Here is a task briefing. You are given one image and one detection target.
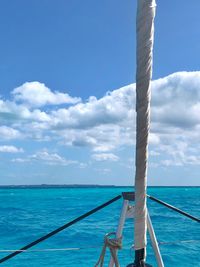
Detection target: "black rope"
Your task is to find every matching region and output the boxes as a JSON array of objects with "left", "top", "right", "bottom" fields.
[
  {"left": 0, "top": 195, "right": 121, "bottom": 264},
  {"left": 147, "top": 194, "right": 200, "bottom": 223}
]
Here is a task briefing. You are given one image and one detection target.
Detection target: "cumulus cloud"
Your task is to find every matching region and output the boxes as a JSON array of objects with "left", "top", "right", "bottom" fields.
[
  {"left": 58, "top": 125, "right": 124, "bottom": 152},
  {"left": 94, "top": 168, "right": 111, "bottom": 173},
  {"left": 12, "top": 82, "right": 81, "bottom": 107},
  {"left": 12, "top": 150, "right": 78, "bottom": 166},
  {"left": 149, "top": 150, "right": 160, "bottom": 156},
  {"left": 30, "top": 151, "right": 77, "bottom": 166},
  {"left": 151, "top": 72, "right": 200, "bottom": 129},
  {"left": 0, "top": 145, "right": 24, "bottom": 153},
  {"left": 0, "top": 126, "right": 22, "bottom": 140},
  {"left": 12, "top": 158, "right": 29, "bottom": 163},
  {"left": 48, "top": 84, "right": 134, "bottom": 130},
  {"left": 148, "top": 71, "right": 200, "bottom": 166},
  {"left": 92, "top": 153, "right": 119, "bottom": 162},
  {"left": 2, "top": 71, "right": 200, "bottom": 167},
  {"left": 0, "top": 99, "right": 51, "bottom": 124}
]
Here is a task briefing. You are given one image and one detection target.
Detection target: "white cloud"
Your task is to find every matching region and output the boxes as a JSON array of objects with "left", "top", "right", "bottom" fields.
[
  {"left": 92, "top": 153, "right": 119, "bottom": 162},
  {"left": 2, "top": 71, "right": 200, "bottom": 168},
  {"left": 58, "top": 125, "right": 123, "bottom": 152},
  {"left": 151, "top": 72, "right": 200, "bottom": 129},
  {"left": 30, "top": 151, "right": 77, "bottom": 166},
  {"left": 0, "top": 145, "right": 24, "bottom": 153},
  {"left": 12, "top": 158, "right": 29, "bottom": 163},
  {"left": 49, "top": 84, "right": 134, "bottom": 130},
  {"left": 0, "top": 126, "right": 22, "bottom": 140},
  {"left": 94, "top": 168, "right": 111, "bottom": 173},
  {"left": 149, "top": 133, "right": 160, "bottom": 145},
  {"left": 149, "top": 150, "right": 160, "bottom": 156},
  {"left": 12, "top": 82, "right": 81, "bottom": 107},
  {"left": 79, "top": 163, "right": 88, "bottom": 169},
  {"left": 0, "top": 99, "right": 51, "bottom": 123},
  {"left": 12, "top": 150, "right": 86, "bottom": 168},
  {"left": 148, "top": 71, "right": 200, "bottom": 166}
]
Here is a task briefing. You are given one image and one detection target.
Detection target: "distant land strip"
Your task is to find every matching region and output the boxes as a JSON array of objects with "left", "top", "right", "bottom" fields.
[{"left": 0, "top": 184, "right": 199, "bottom": 188}]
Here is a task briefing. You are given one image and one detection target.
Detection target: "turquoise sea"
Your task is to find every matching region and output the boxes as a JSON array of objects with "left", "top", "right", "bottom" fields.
[{"left": 0, "top": 187, "right": 199, "bottom": 266}]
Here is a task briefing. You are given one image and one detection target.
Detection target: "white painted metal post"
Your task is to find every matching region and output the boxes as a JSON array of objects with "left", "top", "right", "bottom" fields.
[
  {"left": 109, "top": 200, "right": 129, "bottom": 267},
  {"left": 147, "top": 212, "right": 164, "bottom": 267}
]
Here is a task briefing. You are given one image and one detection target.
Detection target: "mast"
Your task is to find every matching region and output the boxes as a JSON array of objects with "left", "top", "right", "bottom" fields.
[{"left": 134, "top": 0, "right": 156, "bottom": 266}]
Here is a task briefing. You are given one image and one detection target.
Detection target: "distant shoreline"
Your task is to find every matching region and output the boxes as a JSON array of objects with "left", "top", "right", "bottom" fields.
[{"left": 0, "top": 184, "right": 199, "bottom": 189}]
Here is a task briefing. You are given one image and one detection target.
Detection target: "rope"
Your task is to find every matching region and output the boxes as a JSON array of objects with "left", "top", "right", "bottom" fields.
[
  {"left": 0, "top": 239, "right": 199, "bottom": 254},
  {"left": 147, "top": 194, "right": 200, "bottom": 223},
  {"left": 0, "top": 195, "right": 121, "bottom": 264},
  {"left": 95, "top": 233, "right": 122, "bottom": 267},
  {"left": 0, "top": 245, "right": 102, "bottom": 253}
]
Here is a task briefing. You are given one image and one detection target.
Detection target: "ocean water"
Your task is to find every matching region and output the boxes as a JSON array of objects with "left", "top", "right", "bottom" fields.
[{"left": 0, "top": 187, "right": 199, "bottom": 267}]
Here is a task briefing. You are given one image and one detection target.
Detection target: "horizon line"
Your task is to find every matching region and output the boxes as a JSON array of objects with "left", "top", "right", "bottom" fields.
[{"left": 0, "top": 184, "right": 199, "bottom": 188}]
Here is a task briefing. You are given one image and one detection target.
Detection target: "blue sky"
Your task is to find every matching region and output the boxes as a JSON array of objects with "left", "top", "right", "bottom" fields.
[{"left": 0, "top": 0, "right": 200, "bottom": 186}]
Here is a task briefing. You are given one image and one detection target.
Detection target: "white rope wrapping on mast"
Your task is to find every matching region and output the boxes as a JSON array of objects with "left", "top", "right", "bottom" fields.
[{"left": 134, "top": 0, "right": 156, "bottom": 251}]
